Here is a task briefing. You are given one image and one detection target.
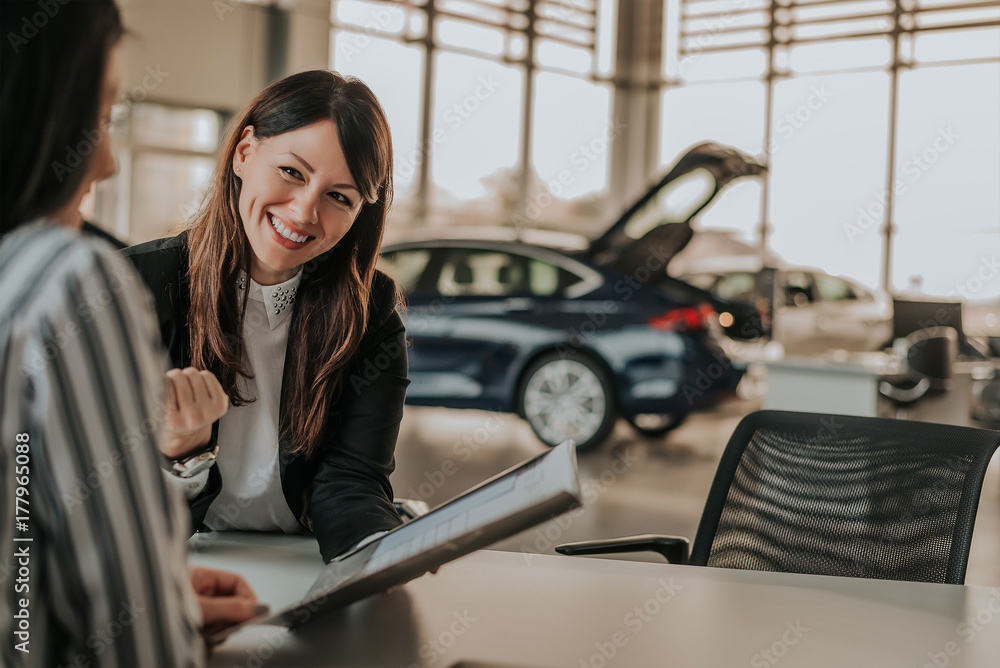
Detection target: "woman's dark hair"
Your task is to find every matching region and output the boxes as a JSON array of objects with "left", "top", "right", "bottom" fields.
[
  {"left": 0, "top": 0, "right": 124, "bottom": 232},
  {"left": 187, "top": 69, "right": 396, "bottom": 459}
]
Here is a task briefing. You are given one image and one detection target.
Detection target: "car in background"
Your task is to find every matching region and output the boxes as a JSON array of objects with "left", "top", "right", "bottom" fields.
[
  {"left": 378, "top": 143, "right": 765, "bottom": 450},
  {"left": 679, "top": 256, "right": 894, "bottom": 355}
]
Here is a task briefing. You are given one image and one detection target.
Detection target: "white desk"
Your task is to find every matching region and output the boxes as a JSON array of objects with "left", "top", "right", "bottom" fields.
[
  {"left": 763, "top": 354, "right": 981, "bottom": 426},
  {"left": 762, "top": 352, "right": 902, "bottom": 417},
  {"left": 190, "top": 534, "right": 1000, "bottom": 668}
]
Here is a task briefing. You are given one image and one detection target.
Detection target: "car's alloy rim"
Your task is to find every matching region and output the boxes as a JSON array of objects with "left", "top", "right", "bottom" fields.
[{"left": 523, "top": 359, "right": 607, "bottom": 445}]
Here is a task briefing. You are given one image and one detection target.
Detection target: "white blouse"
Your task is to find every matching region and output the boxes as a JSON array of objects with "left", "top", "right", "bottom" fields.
[{"left": 172, "top": 269, "right": 304, "bottom": 534}]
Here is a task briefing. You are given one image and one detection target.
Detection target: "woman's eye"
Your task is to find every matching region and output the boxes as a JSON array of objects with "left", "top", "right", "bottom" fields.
[
  {"left": 281, "top": 167, "right": 303, "bottom": 179},
  {"left": 330, "top": 192, "right": 351, "bottom": 206}
]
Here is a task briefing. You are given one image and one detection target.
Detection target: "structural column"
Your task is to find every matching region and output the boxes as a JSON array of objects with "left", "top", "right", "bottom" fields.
[{"left": 608, "top": 0, "right": 664, "bottom": 217}]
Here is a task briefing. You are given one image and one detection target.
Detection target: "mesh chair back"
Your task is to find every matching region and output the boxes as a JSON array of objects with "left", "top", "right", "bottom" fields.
[{"left": 689, "top": 411, "right": 999, "bottom": 584}]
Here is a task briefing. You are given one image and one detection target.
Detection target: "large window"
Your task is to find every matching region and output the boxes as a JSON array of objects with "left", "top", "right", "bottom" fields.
[
  {"left": 659, "top": 0, "right": 1000, "bottom": 300},
  {"left": 90, "top": 102, "right": 224, "bottom": 244},
  {"left": 331, "top": 0, "right": 618, "bottom": 231}
]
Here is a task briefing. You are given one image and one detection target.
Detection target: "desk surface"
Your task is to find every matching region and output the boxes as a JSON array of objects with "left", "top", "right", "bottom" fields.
[{"left": 190, "top": 533, "right": 1000, "bottom": 668}]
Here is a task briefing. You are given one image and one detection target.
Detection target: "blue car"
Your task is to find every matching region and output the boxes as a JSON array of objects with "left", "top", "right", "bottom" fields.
[{"left": 378, "top": 143, "right": 765, "bottom": 450}]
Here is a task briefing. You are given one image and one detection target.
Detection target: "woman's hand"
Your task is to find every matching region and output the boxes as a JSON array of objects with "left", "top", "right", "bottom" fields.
[
  {"left": 190, "top": 567, "right": 265, "bottom": 643},
  {"left": 162, "top": 367, "right": 229, "bottom": 460}
]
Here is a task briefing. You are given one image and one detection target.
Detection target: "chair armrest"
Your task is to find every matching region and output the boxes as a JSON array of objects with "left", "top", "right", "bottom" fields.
[
  {"left": 879, "top": 377, "right": 931, "bottom": 404},
  {"left": 555, "top": 534, "right": 690, "bottom": 564}
]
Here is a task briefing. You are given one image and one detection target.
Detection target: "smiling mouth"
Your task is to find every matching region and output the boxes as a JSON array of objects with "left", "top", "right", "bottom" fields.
[{"left": 268, "top": 212, "right": 313, "bottom": 244}]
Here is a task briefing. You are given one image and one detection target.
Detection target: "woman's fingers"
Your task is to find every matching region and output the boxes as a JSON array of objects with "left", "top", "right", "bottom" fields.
[
  {"left": 165, "top": 373, "right": 179, "bottom": 412},
  {"left": 163, "top": 368, "right": 229, "bottom": 436},
  {"left": 199, "top": 369, "right": 229, "bottom": 419},
  {"left": 166, "top": 368, "right": 196, "bottom": 412}
]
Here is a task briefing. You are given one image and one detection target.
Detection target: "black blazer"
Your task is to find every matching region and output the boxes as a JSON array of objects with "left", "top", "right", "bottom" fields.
[{"left": 122, "top": 233, "right": 407, "bottom": 561}]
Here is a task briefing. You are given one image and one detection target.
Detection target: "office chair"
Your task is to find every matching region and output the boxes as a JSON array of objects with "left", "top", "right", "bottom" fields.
[
  {"left": 879, "top": 326, "right": 958, "bottom": 417},
  {"left": 556, "top": 410, "right": 1000, "bottom": 584}
]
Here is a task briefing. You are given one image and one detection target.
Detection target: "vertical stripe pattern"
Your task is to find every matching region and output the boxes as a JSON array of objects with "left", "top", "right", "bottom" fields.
[{"left": 1, "top": 224, "right": 203, "bottom": 668}]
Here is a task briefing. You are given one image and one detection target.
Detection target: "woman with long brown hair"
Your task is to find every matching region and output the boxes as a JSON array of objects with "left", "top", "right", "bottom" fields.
[{"left": 124, "top": 69, "right": 407, "bottom": 563}]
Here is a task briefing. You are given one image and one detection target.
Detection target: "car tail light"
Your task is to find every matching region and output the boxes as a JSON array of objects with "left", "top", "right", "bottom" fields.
[{"left": 648, "top": 303, "right": 715, "bottom": 332}]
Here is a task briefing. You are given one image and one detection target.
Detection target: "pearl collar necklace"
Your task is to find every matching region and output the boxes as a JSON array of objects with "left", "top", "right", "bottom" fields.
[{"left": 236, "top": 269, "right": 303, "bottom": 330}]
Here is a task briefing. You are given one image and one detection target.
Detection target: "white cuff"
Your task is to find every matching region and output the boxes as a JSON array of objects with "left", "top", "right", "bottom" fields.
[
  {"left": 163, "top": 468, "right": 209, "bottom": 500},
  {"left": 353, "top": 530, "right": 388, "bottom": 550},
  {"left": 328, "top": 531, "right": 388, "bottom": 563}
]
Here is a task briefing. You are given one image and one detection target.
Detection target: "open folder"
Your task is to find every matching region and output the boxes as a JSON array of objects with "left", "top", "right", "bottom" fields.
[{"left": 212, "top": 440, "right": 581, "bottom": 642}]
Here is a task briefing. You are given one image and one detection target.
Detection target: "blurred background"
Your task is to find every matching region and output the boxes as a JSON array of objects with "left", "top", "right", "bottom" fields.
[{"left": 98, "top": 0, "right": 999, "bottom": 583}]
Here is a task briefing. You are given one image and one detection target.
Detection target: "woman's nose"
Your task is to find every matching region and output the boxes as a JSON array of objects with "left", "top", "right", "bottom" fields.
[{"left": 290, "top": 188, "right": 320, "bottom": 225}]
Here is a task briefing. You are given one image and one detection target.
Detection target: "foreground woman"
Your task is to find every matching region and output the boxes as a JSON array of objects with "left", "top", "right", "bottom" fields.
[{"left": 0, "top": 1, "right": 259, "bottom": 666}]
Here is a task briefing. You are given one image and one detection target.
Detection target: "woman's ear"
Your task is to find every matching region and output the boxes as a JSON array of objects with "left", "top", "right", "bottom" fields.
[{"left": 232, "top": 125, "right": 257, "bottom": 176}]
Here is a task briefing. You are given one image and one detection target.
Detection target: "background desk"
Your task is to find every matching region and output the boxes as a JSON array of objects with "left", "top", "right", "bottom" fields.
[
  {"left": 762, "top": 354, "right": 891, "bottom": 417},
  {"left": 191, "top": 534, "right": 1000, "bottom": 667},
  {"left": 762, "top": 353, "right": 980, "bottom": 426}
]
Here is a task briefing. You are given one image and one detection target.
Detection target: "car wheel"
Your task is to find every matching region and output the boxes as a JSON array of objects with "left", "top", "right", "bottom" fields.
[
  {"left": 626, "top": 412, "right": 688, "bottom": 438},
  {"left": 518, "top": 351, "right": 617, "bottom": 451}
]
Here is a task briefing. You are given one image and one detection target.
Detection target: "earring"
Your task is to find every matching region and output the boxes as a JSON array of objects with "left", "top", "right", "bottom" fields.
[{"left": 235, "top": 167, "right": 241, "bottom": 174}]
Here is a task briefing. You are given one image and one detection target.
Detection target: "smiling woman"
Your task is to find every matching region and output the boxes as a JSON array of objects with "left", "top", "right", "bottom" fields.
[
  {"left": 233, "top": 119, "right": 364, "bottom": 284},
  {"left": 122, "top": 70, "right": 407, "bottom": 563}
]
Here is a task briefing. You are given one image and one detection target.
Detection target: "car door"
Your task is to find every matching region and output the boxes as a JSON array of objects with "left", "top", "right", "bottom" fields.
[
  {"left": 381, "top": 245, "right": 557, "bottom": 410},
  {"left": 772, "top": 271, "right": 890, "bottom": 354},
  {"left": 772, "top": 270, "right": 820, "bottom": 354},
  {"left": 809, "top": 273, "right": 892, "bottom": 352}
]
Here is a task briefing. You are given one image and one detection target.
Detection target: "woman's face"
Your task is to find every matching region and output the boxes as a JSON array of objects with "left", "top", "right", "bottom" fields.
[{"left": 232, "top": 120, "right": 364, "bottom": 285}]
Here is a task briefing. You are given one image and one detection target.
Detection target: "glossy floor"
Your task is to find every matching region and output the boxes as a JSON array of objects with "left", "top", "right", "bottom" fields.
[{"left": 391, "top": 400, "right": 1000, "bottom": 587}]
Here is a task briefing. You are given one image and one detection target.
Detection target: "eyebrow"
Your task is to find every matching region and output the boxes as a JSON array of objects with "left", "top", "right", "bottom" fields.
[
  {"left": 288, "top": 152, "right": 315, "bottom": 173},
  {"left": 286, "top": 152, "right": 360, "bottom": 192}
]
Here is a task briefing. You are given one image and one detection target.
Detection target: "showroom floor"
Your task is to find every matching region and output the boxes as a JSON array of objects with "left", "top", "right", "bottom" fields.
[{"left": 391, "top": 400, "right": 1000, "bottom": 587}]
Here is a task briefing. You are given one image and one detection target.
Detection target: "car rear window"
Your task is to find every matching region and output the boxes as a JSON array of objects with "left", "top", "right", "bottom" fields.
[{"left": 378, "top": 249, "right": 432, "bottom": 293}]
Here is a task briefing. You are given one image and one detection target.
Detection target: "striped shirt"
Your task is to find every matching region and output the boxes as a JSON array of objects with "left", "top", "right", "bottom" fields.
[{"left": 0, "top": 224, "right": 203, "bottom": 668}]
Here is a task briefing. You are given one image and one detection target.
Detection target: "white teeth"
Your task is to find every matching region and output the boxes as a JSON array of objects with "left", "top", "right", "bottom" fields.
[{"left": 268, "top": 214, "right": 309, "bottom": 244}]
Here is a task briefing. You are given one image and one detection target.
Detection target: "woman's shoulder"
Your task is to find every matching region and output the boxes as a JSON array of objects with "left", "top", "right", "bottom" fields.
[
  {"left": 369, "top": 269, "right": 401, "bottom": 311},
  {"left": 0, "top": 223, "right": 158, "bottom": 336},
  {"left": 121, "top": 231, "right": 188, "bottom": 263},
  {"left": 364, "top": 269, "right": 403, "bottom": 332},
  {"left": 120, "top": 231, "right": 188, "bottom": 283},
  {"left": 2, "top": 223, "right": 133, "bottom": 292}
]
